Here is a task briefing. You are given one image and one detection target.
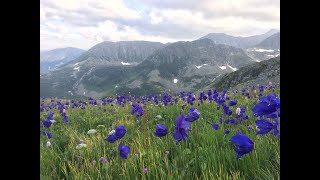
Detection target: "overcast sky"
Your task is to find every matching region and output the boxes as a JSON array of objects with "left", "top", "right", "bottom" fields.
[{"left": 40, "top": 0, "right": 280, "bottom": 51}]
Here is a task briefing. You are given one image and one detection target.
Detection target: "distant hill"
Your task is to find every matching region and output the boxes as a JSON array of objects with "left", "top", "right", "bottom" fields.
[
  {"left": 210, "top": 56, "right": 280, "bottom": 91},
  {"left": 255, "top": 32, "right": 280, "bottom": 50},
  {"left": 245, "top": 32, "right": 280, "bottom": 62},
  {"left": 40, "top": 47, "right": 85, "bottom": 74},
  {"left": 199, "top": 29, "right": 279, "bottom": 49}
]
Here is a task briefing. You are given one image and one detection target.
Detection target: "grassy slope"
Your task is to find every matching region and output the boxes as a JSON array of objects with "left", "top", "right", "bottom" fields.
[{"left": 40, "top": 88, "right": 280, "bottom": 179}]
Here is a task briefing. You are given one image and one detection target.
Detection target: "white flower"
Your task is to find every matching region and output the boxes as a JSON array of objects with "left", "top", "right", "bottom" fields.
[
  {"left": 108, "top": 130, "right": 116, "bottom": 135},
  {"left": 76, "top": 143, "right": 87, "bottom": 149},
  {"left": 46, "top": 141, "right": 51, "bottom": 147},
  {"left": 87, "top": 129, "right": 97, "bottom": 134},
  {"left": 256, "top": 126, "right": 260, "bottom": 131},
  {"left": 236, "top": 107, "right": 241, "bottom": 115},
  {"left": 50, "top": 120, "right": 56, "bottom": 123}
]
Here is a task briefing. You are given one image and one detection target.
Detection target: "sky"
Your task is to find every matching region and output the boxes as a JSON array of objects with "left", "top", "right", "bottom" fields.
[{"left": 40, "top": 0, "right": 280, "bottom": 51}]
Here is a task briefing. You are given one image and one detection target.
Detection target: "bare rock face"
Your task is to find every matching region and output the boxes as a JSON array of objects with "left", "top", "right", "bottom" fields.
[{"left": 211, "top": 56, "right": 280, "bottom": 91}]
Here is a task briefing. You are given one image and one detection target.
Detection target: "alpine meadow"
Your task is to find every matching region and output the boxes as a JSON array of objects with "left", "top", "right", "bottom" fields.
[{"left": 40, "top": 0, "right": 280, "bottom": 179}]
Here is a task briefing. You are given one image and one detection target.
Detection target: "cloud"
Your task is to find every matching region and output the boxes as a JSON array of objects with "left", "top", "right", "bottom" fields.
[{"left": 40, "top": 0, "right": 279, "bottom": 50}]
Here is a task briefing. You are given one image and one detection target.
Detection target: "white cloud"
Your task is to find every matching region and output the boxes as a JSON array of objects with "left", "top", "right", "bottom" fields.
[
  {"left": 149, "top": 11, "right": 163, "bottom": 24},
  {"left": 40, "top": 0, "right": 280, "bottom": 50}
]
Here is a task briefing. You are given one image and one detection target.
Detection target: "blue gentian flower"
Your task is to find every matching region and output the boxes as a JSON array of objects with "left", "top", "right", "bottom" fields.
[
  {"left": 63, "top": 114, "right": 69, "bottom": 124},
  {"left": 273, "top": 119, "right": 279, "bottom": 136},
  {"left": 252, "top": 94, "right": 280, "bottom": 116},
  {"left": 185, "top": 108, "right": 200, "bottom": 122},
  {"left": 118, "top": 143, "right": 130, "bottom": 159},
  {"left": 115, "top": 126, "right": 126, "bottom": 139},
  {"left": 230, "top": 119, "right": 237, "bottom": 125},
  {"left": 42, "top": 120, "right": 52, "bottom": 128},
  {"left": 173, "top": 115, "right": 191, "bottom": 142},
  {"left": 105, "top": 134, "right": 118, "bottom": 143},
  {"left": 105, "top": 126, "right": 126, "bottom": 143},
  {"left": 131, "top": 104, "right": 144, "bottom": 118},
  {"left": 47, "top": 112, "right": 54, "bottom": 120},
  {"left": 266, "top": 112, "right": 278, "bottom": 119},
  {"left": 212, "top": 123, "right": 219, "bottom": 130},
  {"left": 225, "top": 118, "right": 230, "bottom": 124},
  {"left": 219, "top": 117, "right": 223, "bottom": 124},
  {"left": 230, "top": 134, "right": 254, "bottom": 159},
  {"left": 40, "top": 131, "right": 53, "bottom": 139},
  {"left": 255, "top": 119, "right": 273, "bottom": 135},
  {"left": 225, "top": 129, "right": 230, "bottom": 134},
  {"left": 228, "top": 100, "right": 238, "bottom": 106},
  {"left": 154, "top": 124, "right": 168, "bottom": 137}
]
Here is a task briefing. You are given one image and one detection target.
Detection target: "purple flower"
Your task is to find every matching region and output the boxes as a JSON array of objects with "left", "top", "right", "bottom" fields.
[
  {"left": 266, "top": 112, "right": 278, "bottom": 119},
  {"left": 230, "top": 134, "right": 254, "bottom": 159},
  {"left": 42, "top": 120, "right": 52, "bottom": 128},
  {"left": 63, "top": 114, "right": 69, "bottom": 124},
  {"left": 228, "top": 100, "right": 238, "bottom": 106},
  {"left": 229, "top": 119, "right": 237, "bottom": 125},
  {"left": 225, "top": 118, "right": 230, "bottom": 124},
  {"left": 224, "top": 129, "right": 230, "bottom": 134},
  {"left": 40, "top": 131, "right": 53, "bottom": 139},
  {"left": 105, "top": 126, "right": 126, "bottom": 143},
  {"left": 173, "top": 115, "right": 191, "bottom": 143},
  {"left": 47, "top": 112, "right": 54, "bottom": 120},
  {"left": 154, "top": 124, "right": 168, "bottom": 137},
  {"left": 105, "top": 133, "right": 118, "bottom": 143},
  {"left": 212, "top": 123, "right": 219, "bottom": 130},
  {"left": 118, "top": 143, "right": 130, "bottom": 159},
  {"left": 252, "top": 94, "right": 280, "bottom": 116},
  {"left": 185, "top": 108, "right": 200, "bottom": 122},
  {"left": 219, "top": 117, "right": 223, "bottom": 124},
  {"left": 143, "top": 168, "right": 147, "bottom": 174},
  {"left": 115, "top": 126, "right": 126, "bottom": 139},
  {"left": 255, "top": 119, "right": 279, "bottom": 135},
  {"left": 131, "top": 104, "right": 144, "bottom": 118},
  {"left": 273, "top": 119, "right": 280, "bottom": 136}
]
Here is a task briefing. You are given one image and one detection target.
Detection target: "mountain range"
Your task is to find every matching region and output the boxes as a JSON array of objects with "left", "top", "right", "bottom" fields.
[
  {"left": 40, "top": 47, "right": 85, "bottom": 74},
  {"left": 199, "top": 29, "right": 279, "bottom": 48},
  {"left": 40, "top": 29, "right": 280, "bottom": 98}
]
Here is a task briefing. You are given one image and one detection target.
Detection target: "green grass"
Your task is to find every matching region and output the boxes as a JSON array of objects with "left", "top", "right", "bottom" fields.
[{"left": 40, "top": 88, "right": 280, "bottom": 179}]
